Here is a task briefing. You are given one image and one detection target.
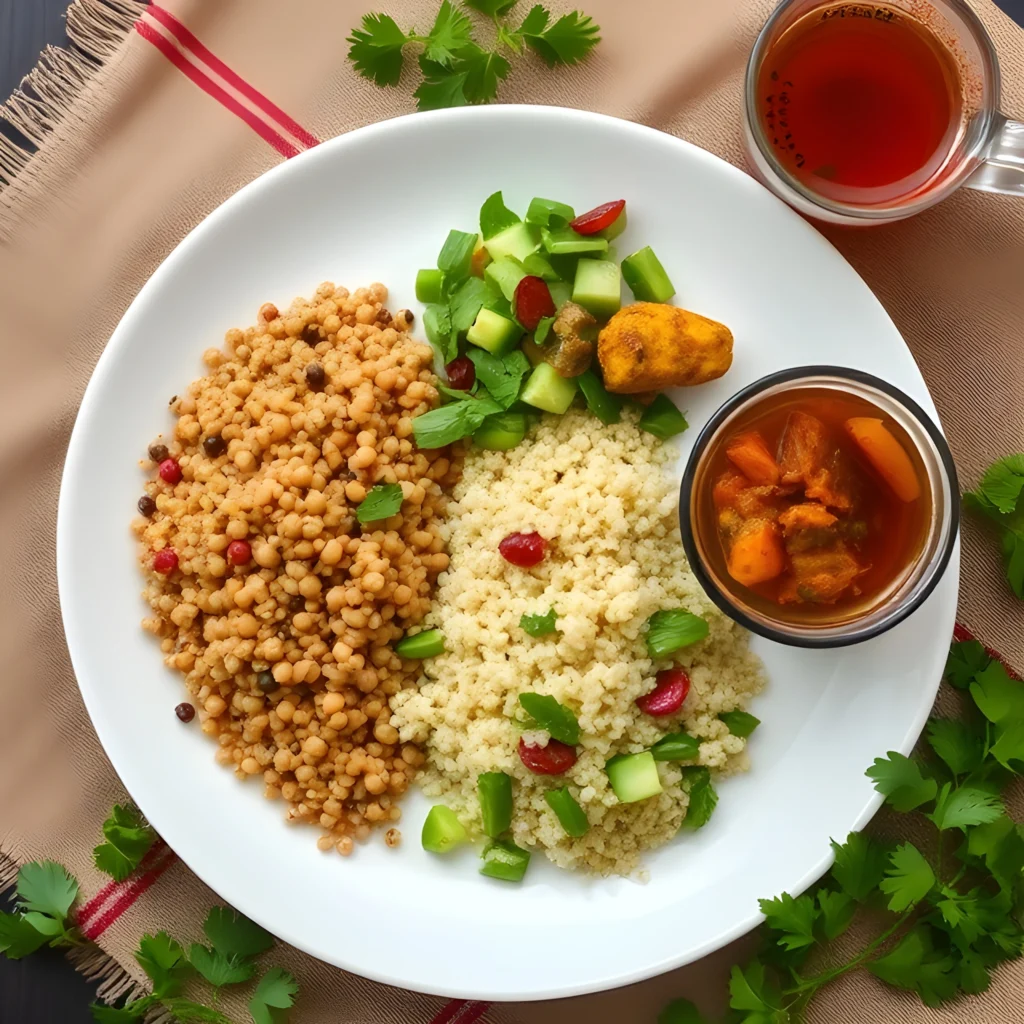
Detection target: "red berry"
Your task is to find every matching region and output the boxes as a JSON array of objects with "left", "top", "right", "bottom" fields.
[
  {"left": 569, "top": 200, "right": 626, "bottom": 236},
  {"left": 227, "top": 539, "right": 251, "bottom": 566},
  {"left": 636, "top": 669, "right": 691, "bottom": 717},
  {"left": 499, "top": 531, "right": 548, "bottom": 567},
  {"left": 513, "top": 276, "right": 556, "bottom": 331},
  {"left": 518, "top": 737, "right": 577, "bottom": 775},
  {"left": 158, "top": 458, "right": 182, "bottom": 485},
  {"left": 445, "top": 356, "right": 476, "bottom": 390},
  {"left": 153, "top": 549, "right": 178, "bottom": 575}
]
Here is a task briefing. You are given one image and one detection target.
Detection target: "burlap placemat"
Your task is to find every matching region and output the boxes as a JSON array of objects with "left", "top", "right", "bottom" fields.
[{"left": 0, "top": 1, "right": 1022, "bottom": 1021}]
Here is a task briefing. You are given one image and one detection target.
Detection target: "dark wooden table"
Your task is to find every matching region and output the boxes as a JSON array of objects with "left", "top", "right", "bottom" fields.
[{"left": 3, "top": 0, "right": 1024, "bottom": 1020}]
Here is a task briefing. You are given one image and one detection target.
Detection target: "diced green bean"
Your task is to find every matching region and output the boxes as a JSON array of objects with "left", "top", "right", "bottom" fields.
[
  {"left": 544, "top": 787, "right": 590, "bottom": 837},
  {"left": 478, "top": 772, "right": 513, "bottom": 838},
  {"left": 480, "top": 838, "right": 531, "bottom": 882},
  {"left": 421, "top": 805, "right": 468, "bottom": 853},
  {"left": 394, "top": 628, "right": 445, "bottom": 660}
]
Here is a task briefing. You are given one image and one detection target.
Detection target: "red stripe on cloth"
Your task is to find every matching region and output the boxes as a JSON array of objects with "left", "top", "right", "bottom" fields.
[
  {"left": 134, "top": 20, "right": 300, "bottom": 159},
  {"left": 77, "top": 839, "right": 169, "bottom": 925},
  {"left": 455, "top": 1002, "right": 492, "bottom": 1024},
  {"left": 953, "top": 622, "right": 1019, "bottom": 679},
  {"left": 430, "top": 1001, "right": 469, "bottom": 1024},
  {"left": 82, "top": 846, "right": 177, "bottom": 941},
  {"left": 147, "top": 3, "right": 320, "bottom": 150}
]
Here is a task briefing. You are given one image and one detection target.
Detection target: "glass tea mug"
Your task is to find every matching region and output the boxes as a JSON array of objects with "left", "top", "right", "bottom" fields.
[{"left": 743, "top": 0, "right": 1024, "bottom": 225}]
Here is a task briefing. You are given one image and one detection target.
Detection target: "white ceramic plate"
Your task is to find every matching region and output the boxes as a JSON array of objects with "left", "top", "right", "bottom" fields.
[{"left": 58, "top": 106, "right": 958, "bottom": 1002}]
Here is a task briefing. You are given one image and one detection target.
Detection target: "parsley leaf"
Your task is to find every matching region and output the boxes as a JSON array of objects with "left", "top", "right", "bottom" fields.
[
  {"left": 728, "top": 961, "right": 781, "bottom": 1015},
  {"left": 945, "top": 639, "right": 990, "bottom": 689},
  {"left": 467, "top": 348, "right": 530, "bottom": 408},
  {"left": 519, "top": 608, "right": 558, "bottom": 637},
  {"left": 680, "top": 766, "right": 718, "bottom": 830},
  {"left": 188, "top": 944, "right": 256, "bottom": 988},
  {"left": 817, "top": 889, "right": 856, "bottom": 940},
  {"left": 517, "top": 693, "right": 579, "bottom": 744},
  {"left": 829, "top": 831, "right": 890, "bottom": 901},
  {"left": 520, "top": 7, "right": 601, "bottom": 65},
  {"left": 423, "top": 1, "right": 474, "bottom": 65},
  {"left": 479, "top": 190, "right": 521, "bottom": 240},
  {"left": 988, "top": 720, "right": 1024, "bottom": 772},
  {"left": 879, "top": 842, "right": 936, "bottom": 911},
  {"left": 866, "top": 751, "right": 938, "bottom": 812},
  {"left": 657, "top": 998, "right": 708, "bottom": 1024},
  {"left": 356, "top": 483, "right": 404, "bottom": 523},
  {"left": 414, "top": 55, "right": 470, "bottom": 111},
  {"left": 457, "top": 43, "right": 511, "bottom": 103},
  {"left": 719, "top": 710, "right": 760, "bottom": 739},
  {"left": 160, "top": 1000, "right": 231, "bottom": 1024},
  {"left": 466, "top": 0, "right": 519, "bottom": 14},
  {"left": 89, "top": 1002, "right": 156, "bottom": 1024},
  {"left": 973, "top": 454, "right": 1024, "bottom": 515},
  {"left": 868, "top": 926, "right": 958, "bottom": 1007},
  {"left": 645, "top": 609, "right": 709, "bottom": 658},
  {"left": 347, "top": 14, "right": 410, "bottom": 87},
  {"left": 926, "top": 718, "right": 985, "bottom": 776},
  {"left": 135, "top": 931, "right": 192, "bottom": 999},
  {"left": 93, "top": 804, "right": 155, "bottom": 882},
  {"left": 16, "top": 861, "right": 78, "bottom": 921},
  {"left": 249, "top": 967, "right": 300, "bottom": 1024},
  {"left": 969, "top": 659, "right": 1024, "bottom": 725},
  {"left": 202, "top": 906, "right": 275, "bottom": 959},
  {"left": 759, "top": 892, "right": 819, "bottom": 951},
  {"left": 964, "top": 456, "right": 1024, "bottom": 598},
  {"left": 413, "top": 392, "right": 503, "bottom": 448},
  {"left": 0, "top": 912, "right": 50, "bottom": 959},
  {"left": 926, "top": 783, "right": 1003, "bottom": 832}
]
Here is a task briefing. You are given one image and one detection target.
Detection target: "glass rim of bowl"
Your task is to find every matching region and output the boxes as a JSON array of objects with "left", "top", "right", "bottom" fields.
[{"left": 679, "top": 366, "right": 960, "bottom": 649}]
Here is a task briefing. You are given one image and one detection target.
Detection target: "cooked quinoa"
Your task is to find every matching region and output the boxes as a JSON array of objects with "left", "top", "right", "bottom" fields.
[
  {"left": 133, "top": 282, "right": 461, "bottom": 854},
  {"left": 391, "top": 408, "right": 765, "bottom": 876}
]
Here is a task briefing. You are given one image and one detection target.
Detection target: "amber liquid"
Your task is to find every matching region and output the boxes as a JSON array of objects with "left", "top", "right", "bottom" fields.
[
  {"left": 697, "top": 389, "right": 931, "bottom": 624},
  {"left": 758, "top": 4, "right": 963, "bottom": 201}
]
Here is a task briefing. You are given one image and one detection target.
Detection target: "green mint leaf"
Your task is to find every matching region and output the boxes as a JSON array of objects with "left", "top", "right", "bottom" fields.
[
  {"left": 976, "top": 454, "right": 1024, "bottom": 514},
  {"left": 989, "top": 720, "right": 1024, "bottom": 772},
  {"left": 517, "top": 693, "right": 579, "bottom": 744},
  {"left": 414, "top": 56, "right": 470, "bottom": 111},
  {"left": 356, "top": 482, "right": 404, "bottom": 523},
  {"left": 160, "top": 999, "right": 231, "bottom": 1024},
  {"left": 437, "top": 383, "right": 475, "bottom": 402},
  {"left": 0, "top": 911, "right": 50, "bottom": 959},
  {"left": 423, "top": 1, "right": 474, "bottom": 65},
  {"left": 450, "top": 277, "right": 490, "bottom": 336},
  {"left": 758, "top": 891, "right": 819, "bottom": 951},
  {"left": 658, "top": 998, "right": 709, "bottom": 1024},
  {"left": 466, "top": 0, "right": 519, "bottom": 14},
  {"left": 969, "top": 659, "right": 1024, "bottom": 724},
  {"left": 249, "top": 967, "right": 300, "bottom": 1024},
  {"left": 15, "top": 861, "right": 78, "bottom": 921},
  {"left": 480, "top": 190, "right": 521, "bottom": 240},
  {"left": 925, "top": 718, "right": 985, "bottom": 776},
  {"left": 945, "top": 639, "right": 990, "bottom": 689},
  {"left": 650, "top": 732, "right": 701, "bottom": 762},
  {"left": 188, "top": 944, "right": 256, "bottom": 988},
  {"left": 347, "top": 13, "right": 409, "bottom": 87},
  {"left": 680, "top": 766, "right": 718, "bottom": 830},
  {"left": 829, "top": 831, "right": 889, "bottom": 901},
  {"left": 817, "top": 888, "right": 856, "bottom": 940},
  {"left": 135, "top": 931, "right": 192, "bottom": 999},
  {"left": 522, "top": 9, "right": 601, "bottom": 66},
  {"left": 926, "top": 783, "right": 1003, "bottom": 832},
  {"left": 879, "top": 842, "right": 936, "bottom": 912},
  {"left": 413, "top": 393, "right": 503, "bottom": 448},
  {"left": 645, "top": 609, "right": 709, "bottom": 658},
  {"left": 519, "top": 608, "right": 558, "bottom": 637},
  {"left": 456, "top": 44, "right": 511, "bottom": 103},
  {"left": 866, "top": 751, "right": 938, "bottom": 812},
  {"left": 94, "top": 804, "right": 156, "bottom": 882},
  {"left": 422, "top": 302, "right": 458, "bottom": 364},
  {"left": 868, "top": 926, "right": 958, "bottom": 1007},
  {"left": 202, "top": 906, "right": 275, "bottom": 959},
  {"left": 719, "top": 710, "right": 760, "bottom": 739},
  {"left": 467, "top": 348, "right": 530, "bottom": 409}
]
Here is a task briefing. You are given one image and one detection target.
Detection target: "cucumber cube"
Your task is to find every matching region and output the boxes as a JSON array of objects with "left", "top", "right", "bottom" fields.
[
  {"left": 599, "top": 208, "right": 628, "bottom": 241},
  {"left": 466, "top": 308, "right": 523, "bottom": 355},
  {"left": 572, "top": 259, "right": 621, "bottom": 320},
  {"left": 484, "top": 222, "right": 541, "bottom": 264},
  {"left": 621, "top": 246, "right": 676, "bottom": 303},
  {"left": 542, "top": 227, "right": 608, "bottom": 256},
  {"left": 606, "top": 751, "right": 663, "bottom": 803},
  {"left": 484, "top": 257, "right": 528, "bottom": 302},
  {"left": 520, "top": 363, "right": 577, "bottom": 415}
]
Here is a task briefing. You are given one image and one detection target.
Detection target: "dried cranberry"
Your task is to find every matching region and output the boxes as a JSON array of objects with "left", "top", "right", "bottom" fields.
[
  {"left": 513, "top": 276, "right": 556, "bottom": 331},
  {"left": 445, "top": 356, "right": 476, "bottom": 391},
  {"left": 158, "top": 458, "right": 182, "bottom": 485},
  {"left": 518, "top": 736, "right": 578, "bottom": 775},
  {"left": 153, "top": 549, "right": 178, "bottom": 575},
  {"left": 227, "top": 539, "right": 251, "bottom": 566},
  {"left": 175, "top": 702, "right": 195, "bottom": 723},
  {"left": 137, "top": 495, "right": 157, "bottom": 517},
  {"left": 499, "top": 531, "right": 548, "bottom": 567},
  {"left": 636, "top": 669, "right": 691, "bottom": 717},
  {"left": 569, "top": 199, "right": 626, "bottom": 236}
]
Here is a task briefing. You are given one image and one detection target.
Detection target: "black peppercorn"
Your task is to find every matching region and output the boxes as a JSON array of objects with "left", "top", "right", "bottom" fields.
[
  {"left": 137, "top": 494, "right": 157, "bottom": 517},
  {"left": 202, "top": 434, "right": 227, "bottom": 458}
]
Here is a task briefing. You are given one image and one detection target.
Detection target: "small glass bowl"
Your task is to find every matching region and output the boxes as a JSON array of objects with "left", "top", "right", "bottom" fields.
[{"left": 679, "top": 367, "right": 959, "bottom": 648}]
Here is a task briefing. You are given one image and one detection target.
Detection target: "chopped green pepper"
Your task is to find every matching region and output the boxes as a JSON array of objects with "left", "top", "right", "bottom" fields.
[
  {"left": 421, "top": 805, "right": 467, "bottom": 853},
  {"left": 544, "top": 787, "right": 590, "bottom": 837},
  {"left": 394, "top": 628, "right": 445, "bottom": 660},
  {"left": 480, "top": 838, "right": 531, "bottom": 882},
  {"left": 478, "top": 772, "right": 513, "bottom": 838}
]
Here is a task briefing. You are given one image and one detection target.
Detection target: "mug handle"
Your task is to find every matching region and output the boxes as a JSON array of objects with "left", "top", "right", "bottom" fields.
[{"left": 966, "top": 114, "right": 1024, "bottom": 196}]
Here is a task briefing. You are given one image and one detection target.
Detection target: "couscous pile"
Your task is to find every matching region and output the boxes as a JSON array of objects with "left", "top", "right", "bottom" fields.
[
  {"left": 391, "top": 408, "right": 765, "bottom": 876},
  {"left": 133, "top": 282, "right": 459, "bottom": 855}
]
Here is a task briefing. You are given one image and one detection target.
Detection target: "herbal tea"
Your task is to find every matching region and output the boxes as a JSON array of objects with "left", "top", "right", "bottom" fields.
[{"left": 757, "top": 3, "right": 963, "bottom": 201}]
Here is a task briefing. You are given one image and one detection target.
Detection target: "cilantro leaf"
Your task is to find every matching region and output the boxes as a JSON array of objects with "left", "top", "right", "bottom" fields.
[
  {"left": 658, "top": 998, "right": 708, "bottom": 1024},
  {"left": 758, "top": 891, "right": 819, "bottom": 951},
  {"left": 466, "top": 0, "right": 519, "bottom": 14},
  {"left": 866, "top": 751, "right": 938, "bottom": 812},
  {"left": 645, "top": 609, "right": 709, "bottom": 658},
  {"left": 467, "top": 348, "right": 530, "bottom": 408},
  {"left": 0, "top": 912, "right": 50, "bottom": 959},
  {"left": 967, "top": 816, "right": 1024, "bottom": 891},
  {"left": 188, "top": 944, "right": 256, "bottom": 988},
  {"left": 423, "top": 1, "right": 474, "bottom": 65},
  {"left": 728, "top": 961, "right": 781, "bottom": 1015},
  {"left": 817, "top": 889, "right": 856, "bottom": 941},
  {"left": 680, "top": 766, "right": 718, "bottom": 830},
  {"left": 974, "top": 454, "right": 1024, "bottom": 515},
  {"left": 135, "top": 932, "right": 192, "bottom": 999},
  {"left": 517, "top": 693, "right": 579, "bottom": 744},
  {"left": 457, "top": 44, "right": 511, "bottom": 104},
  {"left": 480, "top": 190, "right": 521, "bottom": 240},
  {"left": 520, "top": 608, "right": 558, "bottom": 637},
  {"left": 347, "top": 13, "right": 409, "bottom": 87},
  {"left": 160, "top": 1000, "right": 231, "bottom": 1024},
  {"left": 93, "top": 804, "right": 155, "bottom": 882},
  {"left": 969, "top": 659, "right": 1024, "bottom": 724},
  {"left": 926, "top": 718, "right": 985, "bottom": 776},
  {"left": 945, "top": 639, "right": 990, "bottom": 689},
  {"left": 521, "top": 8, "right": 601, "bottom": 66},
  {"left": 16, "top": 861, "right": 78, "bottom": 921},
  {"left": 202, "top": 906, "right": 275, "bottom": 959},
  {"left": 413, "top": 393, "right": 503, "bottom": 448},
  {"left": 449, "top": 277, "right": 490, "bottom": 335},
  {"left": 926, "top": 783, "right": 1003, "bottom": 832},
  {"left": 356, "top": 482, "right": 404, "bottom": 523},
  {"left": 414, "top": 56, "right": 470, "bottom": 111},
  {"left": 22, "top": 912, "right": 65, "bottom": 937},
  {"left": 719, "top": 710, "right": 760, "bottom": 739},
  {"left": 879, "top": 842, "right": 936, "bottom": 912},
  {"left": 829, "top": 831, "right": 889, "bottom": 901},
  {"left": 988, "top": 720, "right": 1024, "bottom": 772},
  {"left": 89, "top": 1001, "right": 155, "bottom": 1024},
  {"left": 963, "top": 477, "right": 1024, "bottom": 599},
  {"left": 249, "top": 967, "right": 300, "bottom": 1024},
  {"left": 868, "top": 925, "right": 958, "bottom": 1007}
]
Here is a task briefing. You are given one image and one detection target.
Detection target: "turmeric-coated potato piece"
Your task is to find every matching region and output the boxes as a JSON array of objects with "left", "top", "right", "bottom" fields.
[{"left": 597, "top": 302, "right": 733, "bottom": 394}]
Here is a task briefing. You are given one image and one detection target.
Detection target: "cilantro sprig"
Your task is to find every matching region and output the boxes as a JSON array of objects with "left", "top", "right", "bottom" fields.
[
  {"left": 347, "top": 2, "right": 601, "bottom": 110},
  {"left": 662, "top": 638, "right": 1024, "bottom": 1022},
  {"left": 964, "top": 453, "right": 1024, "bottom": 598}
]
